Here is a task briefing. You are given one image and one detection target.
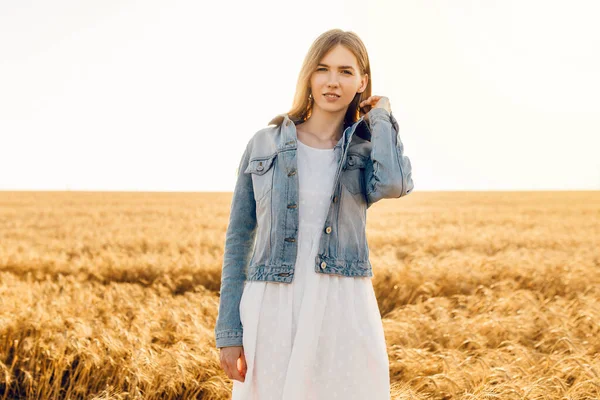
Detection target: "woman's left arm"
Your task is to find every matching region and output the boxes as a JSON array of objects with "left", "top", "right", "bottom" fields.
[{"left": 361, "top": 96, "right": 414, "bottom": 207}]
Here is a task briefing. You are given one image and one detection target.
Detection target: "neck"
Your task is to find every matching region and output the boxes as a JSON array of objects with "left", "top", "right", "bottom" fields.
[{"left": 299, "top": 106, "right": 346, "bottom": 143}]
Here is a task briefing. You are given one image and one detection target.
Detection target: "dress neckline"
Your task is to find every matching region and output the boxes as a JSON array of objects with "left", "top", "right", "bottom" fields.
[{"left": 297, "top": 138, "right": 334, "bottom": 151}]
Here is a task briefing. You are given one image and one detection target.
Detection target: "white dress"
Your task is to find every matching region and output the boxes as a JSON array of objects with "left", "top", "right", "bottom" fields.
[{"left": 232, "top": 138, "right": 390, "bottom": 400}]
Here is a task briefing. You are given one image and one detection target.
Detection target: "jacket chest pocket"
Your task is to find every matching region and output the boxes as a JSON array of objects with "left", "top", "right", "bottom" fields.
[
  {"left": 244, "top": 153, "right": 277, "bottom": 202},
  {"left": 341, "top": 154, "right": 367, "bottom": 196}
]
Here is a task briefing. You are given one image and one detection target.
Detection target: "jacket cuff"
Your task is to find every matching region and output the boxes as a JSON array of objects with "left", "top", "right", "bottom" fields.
[
  {"left": 215, "top": 329, "right": 244, "bottom": 348},
  {"left": 367, "top": 107, "right": 399, "bottom": 133},
  {"left": 366, "top": 107, "right": 391, "bottom": 122}
]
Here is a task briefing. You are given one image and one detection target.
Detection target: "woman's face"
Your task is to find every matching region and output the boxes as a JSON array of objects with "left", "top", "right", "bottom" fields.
[{"left": 309, "top": 44, "right": 367, "bottom": 115}]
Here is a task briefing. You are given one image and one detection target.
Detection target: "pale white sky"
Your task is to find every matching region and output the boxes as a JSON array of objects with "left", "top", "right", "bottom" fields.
[{"left": 1, "top": 0, "right": 598, "bottom": 191}]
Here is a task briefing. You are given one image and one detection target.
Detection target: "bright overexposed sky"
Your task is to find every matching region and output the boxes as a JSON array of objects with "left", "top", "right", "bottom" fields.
[{"left": 1, "top": 0, "right": 598, "bottom": 191}]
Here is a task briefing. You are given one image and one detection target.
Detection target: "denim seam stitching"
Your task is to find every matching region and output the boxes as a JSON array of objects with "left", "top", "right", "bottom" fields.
[{"left": 388, "top": 111, "right": 404, "bottom": 197}]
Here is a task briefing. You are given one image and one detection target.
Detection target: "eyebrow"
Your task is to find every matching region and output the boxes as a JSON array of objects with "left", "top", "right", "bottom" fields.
[{"left": 317, "top": 63, "right": 356, "bottom": 71}]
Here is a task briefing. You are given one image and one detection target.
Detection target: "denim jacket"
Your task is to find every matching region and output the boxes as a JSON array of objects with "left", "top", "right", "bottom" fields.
[{"left": 215, "top": 107, "right": 414, "bottom": 348}]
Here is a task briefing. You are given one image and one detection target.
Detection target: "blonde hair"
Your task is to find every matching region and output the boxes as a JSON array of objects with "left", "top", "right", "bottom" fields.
[{"left": 268, "top": 29, "right": 372, "bottom": 128}]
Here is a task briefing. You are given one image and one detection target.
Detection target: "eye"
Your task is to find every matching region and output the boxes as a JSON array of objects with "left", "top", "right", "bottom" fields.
[{"left": 316, "top": 67, "right": 352, "bottom": 75}]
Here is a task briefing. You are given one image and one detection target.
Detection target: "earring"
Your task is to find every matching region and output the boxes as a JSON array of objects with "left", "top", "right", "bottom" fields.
[{"left": 308, "top": 92, "right": 313, "bottom": 101}]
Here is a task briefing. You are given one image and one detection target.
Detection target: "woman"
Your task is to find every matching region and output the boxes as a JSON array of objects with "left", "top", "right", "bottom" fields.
[{"left": 215, "top": 28, "right": 414, "bottom": 399}]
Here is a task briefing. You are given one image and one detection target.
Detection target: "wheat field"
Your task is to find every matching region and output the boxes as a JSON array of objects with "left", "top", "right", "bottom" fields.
[{"left": 0, "top": 191, "right": 598, "bottom": 399}]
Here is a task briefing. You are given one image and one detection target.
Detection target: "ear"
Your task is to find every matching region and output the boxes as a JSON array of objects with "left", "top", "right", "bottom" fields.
[{"left": 358, "top": 73, "right": 368, "bottom": 93}]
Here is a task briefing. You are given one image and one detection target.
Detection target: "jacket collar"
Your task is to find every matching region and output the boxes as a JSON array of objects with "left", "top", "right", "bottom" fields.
[{"left": 277, "top": 113, "right": 371, "bottom": 152}]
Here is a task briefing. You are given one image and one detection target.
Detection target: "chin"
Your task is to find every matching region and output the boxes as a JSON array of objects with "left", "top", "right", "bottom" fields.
[{"left": 317, "top": 103, "right": 348, "bottom": 113}]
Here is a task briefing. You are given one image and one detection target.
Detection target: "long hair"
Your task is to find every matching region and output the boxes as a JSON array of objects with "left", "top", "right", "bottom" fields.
[{"left": 268, "top": 29, "right": 372, "bottom": 128}]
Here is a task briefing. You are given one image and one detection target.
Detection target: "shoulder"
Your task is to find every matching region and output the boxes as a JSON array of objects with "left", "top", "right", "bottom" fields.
[{"left": 245, "top": 123, "right": 281, "bottom": 159}]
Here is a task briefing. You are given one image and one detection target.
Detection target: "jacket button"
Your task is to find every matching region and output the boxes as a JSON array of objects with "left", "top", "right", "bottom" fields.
[
  {"left": 325, "top": 226, "right": 332, "bottom": 234},
  {"left": 288, "top": 169, "right": 296, "bottom": 176},
  {"left": 348, "top": 158, "right": 355, "bottom": 166},
  {"left": 256, "top": 164, "right": 264, "bottom": 171},
  {"left": 332, "top": 196, "right": 337, "bottom": 203},
  {"left": 287, "top": 203, "right": 297, "bottom": 209},
  {"left": 285, "top": 237, "right": 295, "bottom": 242},
  {"left": 286, "top": 120, "right": 291, "bottom": 126},
  {"left": 320, "top": 261, "right": 327, "bottom": 269}
]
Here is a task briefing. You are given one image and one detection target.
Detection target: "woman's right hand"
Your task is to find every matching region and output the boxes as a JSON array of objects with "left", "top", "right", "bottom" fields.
[{"left": 219, "top": 346, "right": 247, "bottom": 382}]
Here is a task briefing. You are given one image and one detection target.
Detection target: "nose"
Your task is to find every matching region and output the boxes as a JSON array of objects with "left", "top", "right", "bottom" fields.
[{"left": 327, "top": 72, "right": 340, "bottom": 87}]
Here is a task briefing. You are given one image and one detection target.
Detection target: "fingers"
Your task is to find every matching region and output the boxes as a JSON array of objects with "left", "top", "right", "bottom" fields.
[
  {"left": 220, "top": 347, "right": 246, "bottom": 383},
  {"left": 237, "top": 352, "right": 247, "bottom": 380},
  {"left": 230, "top": 358, "right": 245, "bottom": 382},
  {"left": 359, "top": 95, "right": 382, "bottom": 108},
  {"left": 239, "top": 351, "right": 248, "bottom": 377}
]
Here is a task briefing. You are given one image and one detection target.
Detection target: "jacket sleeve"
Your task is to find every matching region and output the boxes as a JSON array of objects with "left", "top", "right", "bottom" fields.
[
  {"left": 214, "top": 140, "right": 257, "bottom": 348},
  {"left": 364, "top": 107, "right": 414, "bottom": 208}
]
